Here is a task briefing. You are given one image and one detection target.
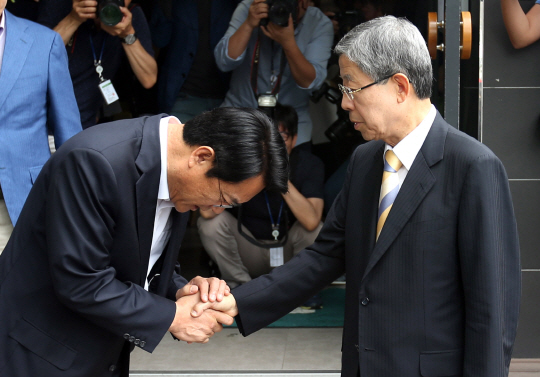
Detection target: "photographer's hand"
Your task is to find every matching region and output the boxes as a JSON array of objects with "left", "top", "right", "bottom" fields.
[
  {"left": 53, "top": 0, "right": 97, "bottom": 45},
  {"left": 100, "top": 6, "right": 157, "bottom": 89},
  {"left": 71, "top": 0, "right": 97, "bottom": 23},
  {"left": 247, "top": 0, "right": 269, "bottom": 29},
  {"left": 100, "top": 6, "right": 134, "bottom": 39},
  {"left": 227, "top": 0, "right": 268, "bottom": 60},
  {"left": 260, "top": 14, "right": 295, "bottom": 49}
]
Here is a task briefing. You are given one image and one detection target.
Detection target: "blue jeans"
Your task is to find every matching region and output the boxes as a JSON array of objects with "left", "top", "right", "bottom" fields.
[{"left": 170, "top": 93, "right": 224, "bottom": 123}]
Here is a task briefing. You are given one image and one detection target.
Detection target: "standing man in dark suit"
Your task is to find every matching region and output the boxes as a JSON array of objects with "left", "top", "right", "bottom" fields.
[
  {"left": 193, "top": 16, "right": 521, "bottom": 377},
  {"left": 0, "top": 2, "right": 82, "bottom": 254},
  {"left": 0, "top": 107, "right": 288, "bottom": 377}
]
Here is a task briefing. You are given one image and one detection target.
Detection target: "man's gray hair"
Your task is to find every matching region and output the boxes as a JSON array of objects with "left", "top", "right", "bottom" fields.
[{"left": 334, "top": 16, "right": 433, "bottom": 99}]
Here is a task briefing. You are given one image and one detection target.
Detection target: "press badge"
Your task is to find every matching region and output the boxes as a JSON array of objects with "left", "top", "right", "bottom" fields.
[
  {"left": 270, "top": 247, "right": 284, "bottom": 267},
  {"left": 99, "top": 79, "right": 119, "bottom": 105}
]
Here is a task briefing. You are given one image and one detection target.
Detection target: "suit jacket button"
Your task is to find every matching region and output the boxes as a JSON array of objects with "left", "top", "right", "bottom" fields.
[
  {"left": 361, "top": 297, "right": 370, "bottom": 306},
  {"left": 140, "top": 340, "right": 146, "bottom": 348},
  {"left": 123, "top": 333, "right": 130, "bottom": 340},
  {"left": 134, "top": 339, "right": 140, "bottom": 345},
  {"left": 355, "top": 344, "right": 360, "bottom": 352},
  {"left": 129, "top": 336, "right": 135, "bottom": 342},
  {"left": 109, "top": 365, "right": 116, "bottom": 372}
]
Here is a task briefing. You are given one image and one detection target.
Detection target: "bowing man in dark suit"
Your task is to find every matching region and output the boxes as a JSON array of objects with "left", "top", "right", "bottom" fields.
[
  {"left": 193, "top": 16, "right": 521, "bottom": 377},
  {"left": 0, "top": 107, "right": 288, "bottom": 377}
]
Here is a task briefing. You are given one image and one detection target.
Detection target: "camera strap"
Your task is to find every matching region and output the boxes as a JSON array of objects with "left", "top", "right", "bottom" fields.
[
  {"left": 250, "top": 33, "right": 287, "bottom": 97},
  {"left": 237, "top": 201, "right": 289, "bottom": 249}
]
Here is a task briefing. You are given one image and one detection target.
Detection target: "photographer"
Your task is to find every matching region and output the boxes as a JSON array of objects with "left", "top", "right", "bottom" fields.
[
  {"left": 197, "top": 104, "right": 324, "bottom": 289},
  {"left": 214, "top": 0, "right": 334, "bottom": 146},
  {"left": 38, "top": 0, "right": 157, "bottom": 128}
]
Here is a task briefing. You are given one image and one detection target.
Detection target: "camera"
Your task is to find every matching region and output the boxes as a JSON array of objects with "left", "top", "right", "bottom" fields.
[
  {"left": 310, "top": 82, "right": 362, "bottom": 145},
  {"left": 257, "top": 93, "right": 278, "bottom": 119},
  {"left": 260, "top": 0, "right": 298, "bottom": 27},
  {"left": 98, "top": 0, "right": 125, "bottom": 26}
]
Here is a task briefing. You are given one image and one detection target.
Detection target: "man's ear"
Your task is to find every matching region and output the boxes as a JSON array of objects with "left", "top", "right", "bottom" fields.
[
  {"left": 188, "top": 146, "right": 215, "bottom": 168},
  {"left": 392, "top": 73, "right": 411, "bottom": 103}
]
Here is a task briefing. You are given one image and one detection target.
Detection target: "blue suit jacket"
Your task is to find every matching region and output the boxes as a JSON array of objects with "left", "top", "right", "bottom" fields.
[{"left": 0, "top": 10, "right": 81, "bottom": 224}]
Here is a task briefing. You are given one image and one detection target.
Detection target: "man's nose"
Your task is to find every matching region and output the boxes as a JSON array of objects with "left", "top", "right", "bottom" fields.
[{"left": 341, "top": 95, "right": 354, "bottom": 112}]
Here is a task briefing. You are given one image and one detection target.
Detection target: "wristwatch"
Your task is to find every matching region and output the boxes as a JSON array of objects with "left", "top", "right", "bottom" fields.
[{"left": 122, "top": 33, "right": 137, "bottom": 45}]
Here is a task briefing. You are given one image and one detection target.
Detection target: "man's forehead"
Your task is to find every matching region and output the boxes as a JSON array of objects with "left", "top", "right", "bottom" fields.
[
  {"left": 338, "top": 56, "right": 367, "bottom": 83},
  {"left": 340, "top": 73, "right": 356, "bottom": 82}
]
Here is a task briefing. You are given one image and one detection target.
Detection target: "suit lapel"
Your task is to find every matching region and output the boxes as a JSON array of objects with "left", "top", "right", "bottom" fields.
[
  {"left": 361, "top": 112, "right": 448, "bottom": 282},
  {"left": 356, "top": 145, "right": 385, "bottom": 277},
  {"left": 135, "top": 115, "right": 163, "bottom": 286},
  {"left": 0, "top": 12, "right": 33, "bottom": 110}
]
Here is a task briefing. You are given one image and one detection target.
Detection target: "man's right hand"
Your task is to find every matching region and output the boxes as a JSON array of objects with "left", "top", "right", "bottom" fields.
[
  {"left": 70, "top": 0, "right": 98, "bottom": 24},
  {"left": 191, "top": 292, "right": 239, "bottom": 319},
  {"left": 169, "top": 293, "right": 234, "bottom": 344},
  {"left": 246, "top": 0, "right": 268, "bottom": 29}
]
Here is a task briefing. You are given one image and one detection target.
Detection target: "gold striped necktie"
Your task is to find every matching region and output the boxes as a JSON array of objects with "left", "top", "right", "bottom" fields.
[{"left": 376, "top": 150, "right": 403, "bottom": 240}]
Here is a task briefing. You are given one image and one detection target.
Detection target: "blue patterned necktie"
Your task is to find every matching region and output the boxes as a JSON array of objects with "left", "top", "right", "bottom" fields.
[{"left": 376, "top": 150, "right": 403, "bottom": 241}]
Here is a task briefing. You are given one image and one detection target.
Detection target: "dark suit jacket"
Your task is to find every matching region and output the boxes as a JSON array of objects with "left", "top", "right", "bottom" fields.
[
  {"left": 233, "top": 112, "right": 521, "bottom": 377},
  {"left": 0, "top": 115, "right": 190, "bottom": 377}
]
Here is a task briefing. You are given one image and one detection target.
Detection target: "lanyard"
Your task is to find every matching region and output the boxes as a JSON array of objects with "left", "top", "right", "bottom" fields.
[
  {"left": 89, "top": 35, "right": 106, "bottom": 82},
  {"left": 250, "top": 33, "right": 287, "bottom": 97},
  {"left": 264, "top": 191, "right": 283, "bottom": 241}
]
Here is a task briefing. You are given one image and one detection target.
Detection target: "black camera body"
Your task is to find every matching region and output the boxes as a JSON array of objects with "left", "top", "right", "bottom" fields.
[
  {"left": 260, "top": 0, "right": 298, "bottom": 27},
  {"left": 98, "top": 0, "right": 125, "bottom": 26}
]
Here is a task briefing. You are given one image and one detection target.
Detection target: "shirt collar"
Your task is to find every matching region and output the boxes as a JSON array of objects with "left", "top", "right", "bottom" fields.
[
  {"left": 385, "top": 104, "right": 436, "bottom": 171},
  {"left": 0, "top": 10, "right": 6, "bottom": 35},
  {"left": 157, "top": 116, "right": 180, "bottom": 203}
]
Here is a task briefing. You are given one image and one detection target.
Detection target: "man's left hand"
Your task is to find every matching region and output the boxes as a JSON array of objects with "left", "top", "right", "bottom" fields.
[
  {"left": 101, "top": 6, "right": 135, "bottom": 39},
  {"left": 176, "top": 276, "right": 231, "bottom": 303},
  {"left": 261, "top": 14, "right": 295, "bottom": 49}
]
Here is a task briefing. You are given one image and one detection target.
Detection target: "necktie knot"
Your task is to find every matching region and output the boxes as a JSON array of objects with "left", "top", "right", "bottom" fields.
[{"left": 384, "top": 150, "right": 402, "bottom": 173}]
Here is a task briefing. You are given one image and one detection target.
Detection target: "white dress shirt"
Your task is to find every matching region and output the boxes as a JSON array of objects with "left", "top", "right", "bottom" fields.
[
  {"left": 0, "top": 11, "right": 7, "bottom": 74},
  {"left": 384, "top": 105, "right": 437, "bottom": 187},
  {"left": 144, "top": 116, "right": 181, "bottom": 290}
]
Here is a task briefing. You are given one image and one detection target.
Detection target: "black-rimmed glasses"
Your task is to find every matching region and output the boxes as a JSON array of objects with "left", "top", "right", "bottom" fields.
[
  {"left": 213, "top": 179, "right": 238, "bottom": 209},
  {"left": 338, "top": 74, "right": 396, "bottom": 101}
]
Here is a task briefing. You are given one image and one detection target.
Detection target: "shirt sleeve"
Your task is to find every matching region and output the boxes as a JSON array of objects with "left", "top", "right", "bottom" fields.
[
  {"left": 297, "top": 10, "right": 334, "bottom": 91},
  {"left": 214, "top": 0, "right": 252, "bottom": 72}
]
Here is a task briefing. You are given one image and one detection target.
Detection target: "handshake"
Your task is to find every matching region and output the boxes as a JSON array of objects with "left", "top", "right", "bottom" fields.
[{"left": 168, "top": 276, "right": 239, "bottom": 344}]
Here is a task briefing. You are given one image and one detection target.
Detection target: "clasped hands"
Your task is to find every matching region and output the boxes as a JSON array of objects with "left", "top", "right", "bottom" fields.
[{"left": 168, "top": 276, "right": 238, "bottom": 344}]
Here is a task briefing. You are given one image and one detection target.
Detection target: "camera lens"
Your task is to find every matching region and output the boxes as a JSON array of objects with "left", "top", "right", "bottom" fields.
[
  {"left": 99, "top": 3, "right": 123, "bottom": 26},
  {"left": 270, "top": 4, "right": 290, "bottom": 27}
]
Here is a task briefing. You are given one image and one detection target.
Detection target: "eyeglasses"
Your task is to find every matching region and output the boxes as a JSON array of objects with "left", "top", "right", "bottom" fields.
[
  {"left": 338, "top": 74, "right": 396, "bottom": 101},
  {"left": 213, "top": 178, "right": 238, "bottom": 209},
  {"left": 279, "top": 131, "right": 291, "bottom": 141}
]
